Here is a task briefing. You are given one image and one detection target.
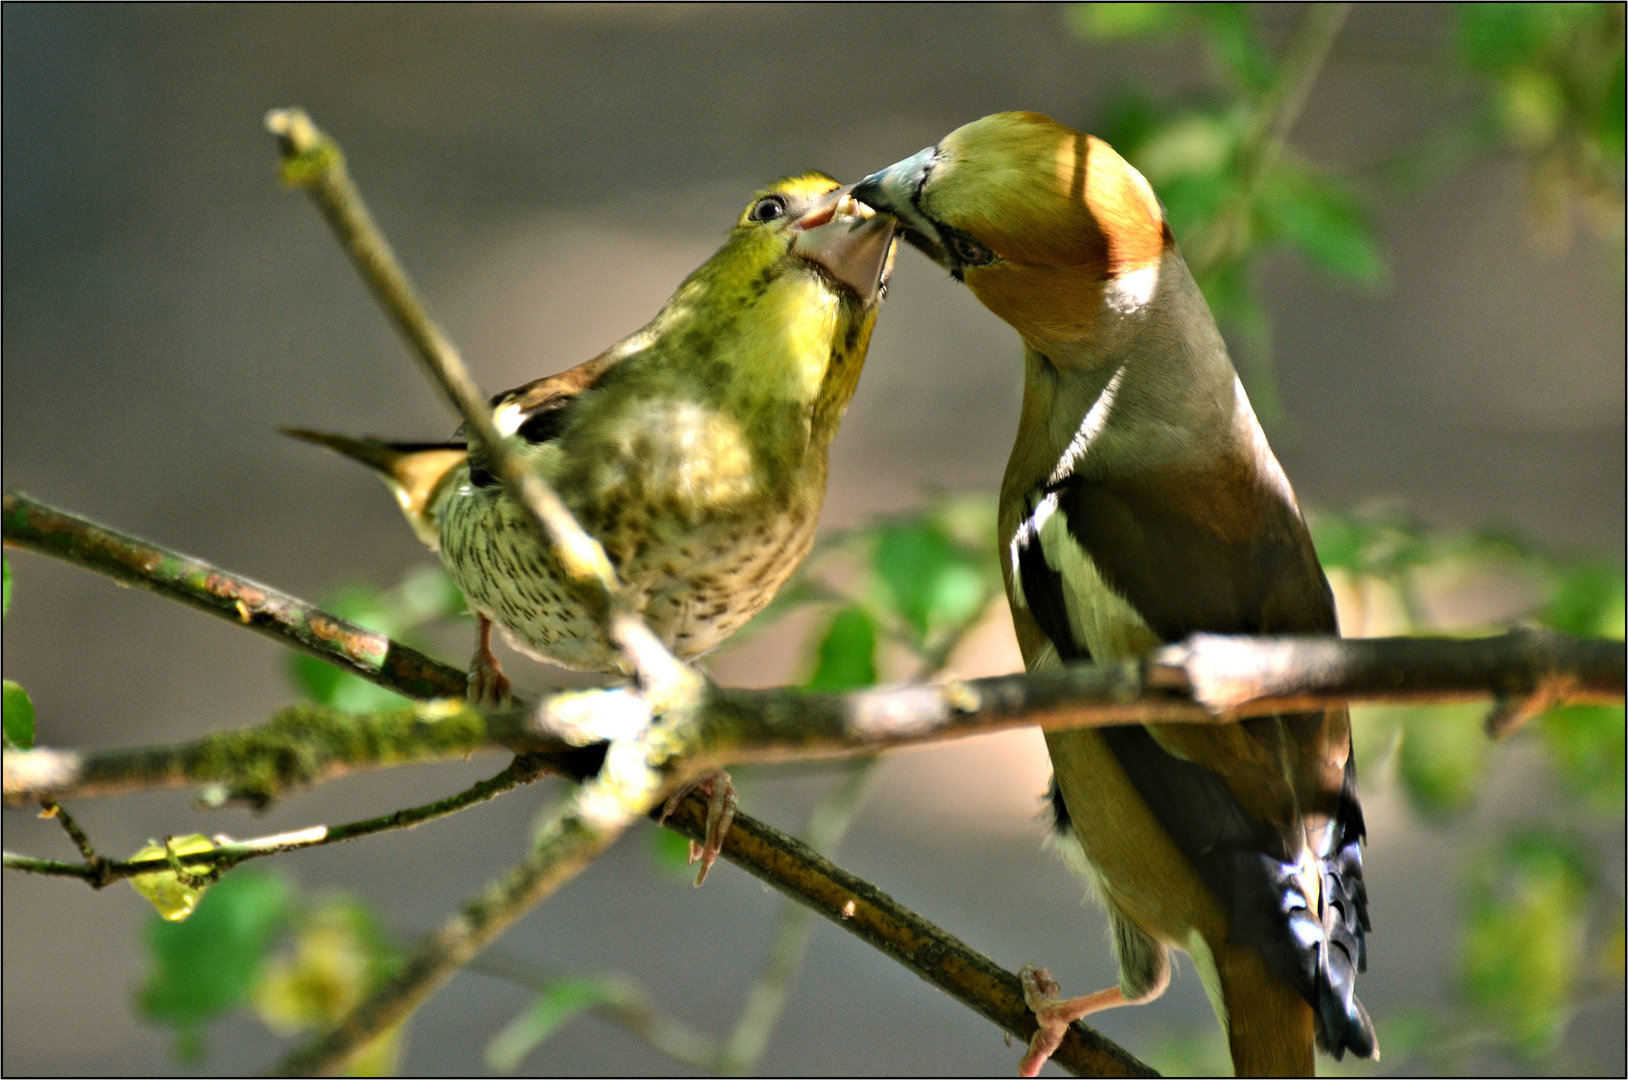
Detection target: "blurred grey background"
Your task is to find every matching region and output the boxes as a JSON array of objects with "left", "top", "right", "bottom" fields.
[{"left": 3, "top": 5, "right": 1622, "bottom": 1076}]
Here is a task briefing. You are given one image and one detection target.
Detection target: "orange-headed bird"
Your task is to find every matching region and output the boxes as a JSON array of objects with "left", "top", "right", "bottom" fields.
[{"left": 854, "top": 112, "right": 1375, "bottom": 1076}]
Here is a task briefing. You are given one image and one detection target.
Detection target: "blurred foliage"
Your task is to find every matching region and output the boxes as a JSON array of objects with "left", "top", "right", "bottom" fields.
[
  {"left": 139, "top": 868, "right": 403, "bottom": 1073},
  {"left": 1454, "top": 3, "right": 1626, "bottom": 276},
  {"left": 1069, "top": 2, "right": 1384, "bottom": 424},
  {"left": 1460, "top": 830, "right": 1594, "bottom": 1058},
  {"left": 253, "top": 896, "right": 406, "bottom": 1076},
  {"left": 1068, "top": 2, "right": 1627, "bottom": 425},
  {"left": 2, "top": 556, "right": 35, "bottom": 750},
  {"left": 289, "top": 565, "right": 466, "bottom": 714},
  {"left": 485, "top": 975, "right": 635, "bottom": 1072},
  {"left": 1307, "top": 503, "right": 1625, "bottom": 1071},
  {"left": 140, "top": 870, "right": 293, "bottom": 1061}
]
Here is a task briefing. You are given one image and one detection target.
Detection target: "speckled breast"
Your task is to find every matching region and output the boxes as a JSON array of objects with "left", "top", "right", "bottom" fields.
[{"left": 436, "top": 464, "right": 821, "bottom": 675}]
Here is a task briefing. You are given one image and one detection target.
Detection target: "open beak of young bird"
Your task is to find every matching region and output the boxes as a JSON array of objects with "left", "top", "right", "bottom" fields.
[
  {"left": 849, "top": 148, "right": 951, "bottom": 269},
  {"left": 789, "top": 185, "right": 898, "bottom": 305}
]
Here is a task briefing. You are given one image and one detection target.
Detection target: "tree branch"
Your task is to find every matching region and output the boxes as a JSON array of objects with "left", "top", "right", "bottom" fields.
[
  {"left": 3, "top": 490, "right": 467, "bottom": 703},
  {"left": 658, "top": 791, "right": 1157, "bottom": 1078},
  {"left": 8, "top": 629, "right": 1619, "bottom": 807},
  {"left": 4, "top": 754, "right": 552, "bottom": 887},
  {"left": 6, "top": 488, "right": 1617, "bottom": 1077},
  {"left": 3, "top": 701, "right": 511, "bottom": 808}
]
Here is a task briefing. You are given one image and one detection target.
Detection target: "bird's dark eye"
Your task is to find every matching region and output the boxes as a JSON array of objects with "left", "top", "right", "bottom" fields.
[
  {"left": 749, "top": 196, "right": 788, "bottom": 223},
  {"left": 948, "top": 233, "right": 994, "bottom": 266}
]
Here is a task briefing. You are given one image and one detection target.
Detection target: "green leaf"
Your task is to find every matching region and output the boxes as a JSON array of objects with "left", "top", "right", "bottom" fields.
[
  {"left": 1256, "top": 165, "right": 1387, "bottom": 285},
  {"left": 3, "top": 679, "right": 35, "bottom": 750},
  {"left": 1193, "top": 3, "right": 1273, "bottom": 91},
  {"left": 290, "top": 654, "right": 409, "bottom": 714},
  {"left": 873, "top": 519, "right": 985, "bottom": 642},
  {"left": 3, "top": 555, "right": 12, "bottom": 618},
  {"left": 253, "top": 896, "right": 399, "bottom": 1031},
  {"left": 1398, "top": 703, "right": 1489, "bottom": 818},
  {"left": 1542, "top": 560, "right": 1626, "bottom": 639},
  {"left": 252, "top": 895, "right": 404, "bottom": 1074},
  {"left": 288, "top": 581, "right": 410, "bottom": 713},
  {"left": 1460, "top": 830, "right": 1593, "bottom": 1058},
  {"left": 648, "top": 824, "right": 697, "bottom": 881},
  {"left": 139, "top": 870, "right": 293, "bottom": 1055},
  {"left": 804, "top": 606, "right": 879, "bottom": 692},
  {"left": 1307, "top": 507, "right": 1430, "bottom": 578},
  {"left": 1132, "top": 111, "right": 1238, "bottom": 186},
  {"left": 1539, "top": 704, "right": 1626, "bottom": 812},
  {"left": 1456, "top": 3, "right": 1565, "bottom": 73},
  {"left": 485, "top": 977, "right": 631, "bottom": 1071},
  {"left": 1065, "top": 2, "right": 1184, "bottom": 42},
  {"left": 128, "top": 835, "right": 219, "bottom": 922}
]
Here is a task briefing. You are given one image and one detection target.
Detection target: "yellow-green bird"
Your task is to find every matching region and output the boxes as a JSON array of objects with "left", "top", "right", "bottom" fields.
[
  {"left": 855, "top": 113, "right": 1373, "bottom": 1076},
  {"left": 290, "top": 175, "right": 896, "bottom": 708}
]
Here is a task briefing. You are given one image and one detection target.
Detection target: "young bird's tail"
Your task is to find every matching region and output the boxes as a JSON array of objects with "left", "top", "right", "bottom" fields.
[{"left": 282, "top": 429, "right": 466, "bottom": 549}]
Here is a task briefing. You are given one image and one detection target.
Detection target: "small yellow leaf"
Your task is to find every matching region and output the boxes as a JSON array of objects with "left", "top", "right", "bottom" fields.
[{"left": 128, "top": 835, "right": 217, "bottom": 922}]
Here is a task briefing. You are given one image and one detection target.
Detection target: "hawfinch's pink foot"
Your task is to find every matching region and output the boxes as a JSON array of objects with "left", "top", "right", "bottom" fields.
[
  {"left": 1018, "top": 965, "right": 1129, "bottom": 1077},
  {"left": 659, "top": 770, "right": 737, "bottom": 887}
]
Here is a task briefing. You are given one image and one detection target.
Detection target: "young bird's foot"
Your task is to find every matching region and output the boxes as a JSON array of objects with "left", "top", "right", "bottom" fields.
[
  {"left": 1018, "top": 965, "right": 1128, "bottom": 1077},
  {"left": 658, "top": 770, "right": 737, "bottom": 887},
  {"left": 467, "top": 614, "right": 512, "bottom": 706}
]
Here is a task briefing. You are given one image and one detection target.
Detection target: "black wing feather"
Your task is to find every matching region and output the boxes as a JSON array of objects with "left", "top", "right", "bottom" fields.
[{"left": 1022, "top": 474, "right": 1376, "bottom": 1058}]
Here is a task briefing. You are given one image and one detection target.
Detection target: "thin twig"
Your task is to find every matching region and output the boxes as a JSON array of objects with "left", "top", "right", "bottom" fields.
[
  {"left": 2, "top": 490, "right": 469, "bottom": 703},
  {"left": 272, "top": 793, "right": 624, "bottom": 1077},
  {"left": 658, "top": 791, "right": 1156, "bottom": 1078},
  {"left": 1188, "top": 2, "right": 1353, "bottom": 281},
  {"left": 4, "top": 755, "right": 552, "bottom": 887},
  {"left": 468, "top": 951, "right": 723, "bottom": 1070},
  {"left": 262, "top": 108, "right": 692, "bottom": 703},
  {"left": 39, "top": 799, "right": 100, "bottom": 864}
]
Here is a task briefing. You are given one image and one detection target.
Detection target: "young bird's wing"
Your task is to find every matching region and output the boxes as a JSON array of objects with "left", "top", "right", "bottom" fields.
[
  {"left": 283, "top": 350, "right": 622, "bottom": 545},
  {"left": 856, "top": 112, "right": 1373, "bottom": 1075}
]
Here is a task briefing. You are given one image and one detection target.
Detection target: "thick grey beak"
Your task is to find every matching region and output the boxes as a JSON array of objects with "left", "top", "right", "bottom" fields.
[
  {"left": 850, "top": 146, "right": 949, "bottom": 268},
  {"left": 789, "top": 186, "right": 898, "bottom": 306}
]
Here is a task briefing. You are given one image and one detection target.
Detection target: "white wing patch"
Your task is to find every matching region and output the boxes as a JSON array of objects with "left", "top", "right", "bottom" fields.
[
  {"left": 1009, "top": 488, "right": 1160, "bottom": 664},
  {"left": 1049, "top": 365, "right": 1125, "bottom": 486}
]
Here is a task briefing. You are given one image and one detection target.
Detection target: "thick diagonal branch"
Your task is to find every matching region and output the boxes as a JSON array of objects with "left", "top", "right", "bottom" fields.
[
  {"left": 659, "top": 793, "right": 1156, "bottom": 1077},
  {"left": 3, "top": 490, "right": 467, "bottom": 703}
]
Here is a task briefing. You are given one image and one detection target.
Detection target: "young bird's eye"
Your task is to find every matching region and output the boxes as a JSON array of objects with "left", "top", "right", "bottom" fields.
[
  {"left": 947, "top": 233, "right": 994, "bottom": 267},
  {"left": 749, "top": 196, "right": 788, "bottom": 223}
]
